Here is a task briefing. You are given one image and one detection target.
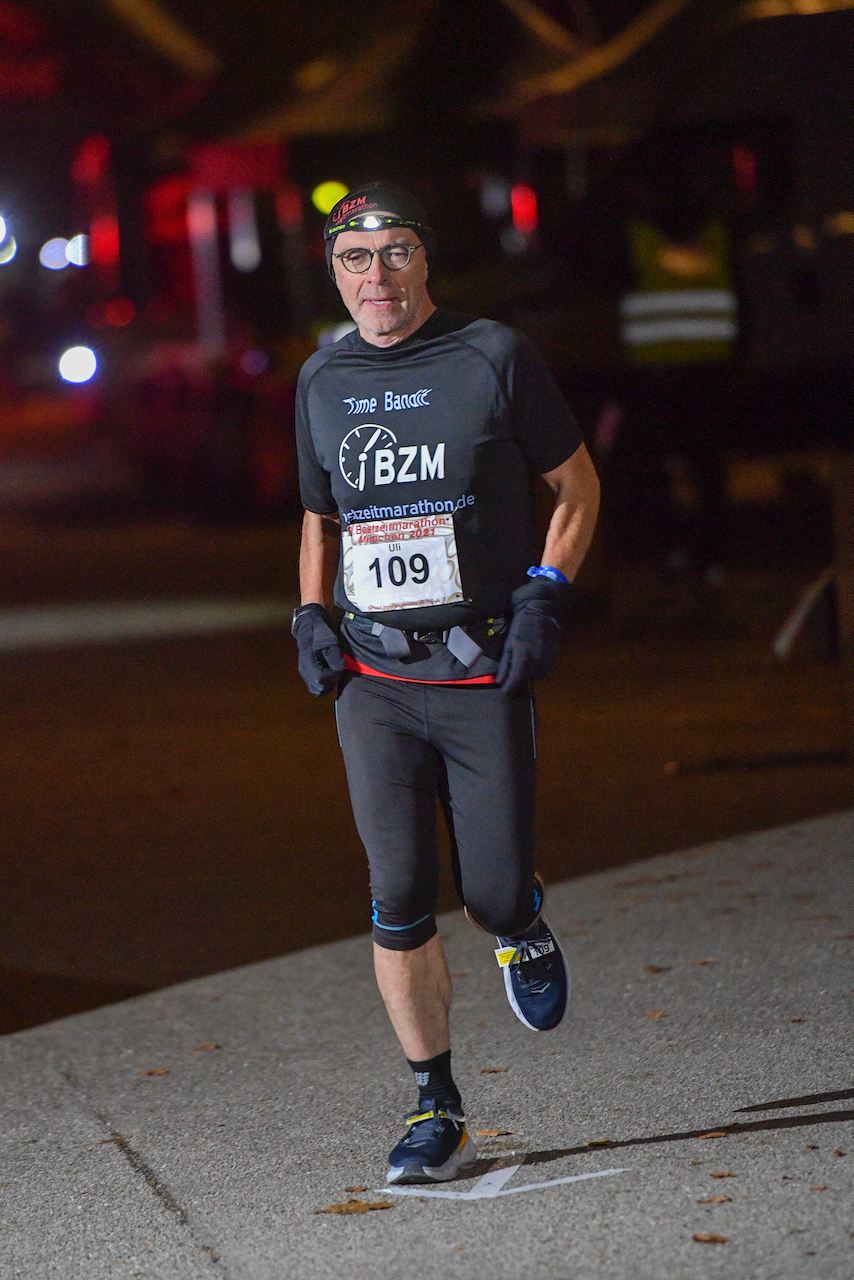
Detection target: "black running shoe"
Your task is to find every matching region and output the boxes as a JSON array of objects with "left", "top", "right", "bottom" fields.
[
  {"left": 386, "top": 1101, "right": 477, "bottom": 1185},
  {"left": 495, "top": 916, "right": 570, "bottom": 1031}
]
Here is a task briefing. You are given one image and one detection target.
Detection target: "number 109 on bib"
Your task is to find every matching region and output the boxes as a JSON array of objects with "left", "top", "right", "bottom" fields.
[{"left": 343, "top": 514, "right": 464, "bottom": 613}]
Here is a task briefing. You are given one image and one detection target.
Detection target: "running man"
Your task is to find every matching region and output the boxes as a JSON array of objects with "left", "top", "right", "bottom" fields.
[{"left": 292, "top": 184, "right": 600, "bottom": 1185}]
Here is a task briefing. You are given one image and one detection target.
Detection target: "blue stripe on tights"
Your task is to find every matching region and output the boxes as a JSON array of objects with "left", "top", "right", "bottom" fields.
[{"left": 371, "top": 902, "right": 431, "bottom": 932}]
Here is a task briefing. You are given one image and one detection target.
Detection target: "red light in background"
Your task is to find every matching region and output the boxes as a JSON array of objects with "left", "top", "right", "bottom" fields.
[
  {"left": 0, "top": 3, "right": 43, "bottom": 44},
  {"left": 145, "top": 176, "right": 190, "bottom": 245},
  {"left": 86, "top": 299, "right": 135, "bottom": 327},
  {"left": 72, "top": 136, "right": 111, "bottom": 187},
  {"left": 89, "top": 213, "right": 120, "bottom": 267},
  {"left": 190, "top": 142, "right": 281, "bottom": 192},
  {"left": 0, "top": 3, "right": 55, "bottom": 98},
  {"left": 276, "top": 184, "right": 303, "bottom": 231},
  {"left": 511, "top": 184, "right": 538, "bottom": 234},
  {"left": 105, "top": 298, "right": 135, "bottom": 326},
  {"left": 733, "top": 145, "right": 757, "bottom": 198}
]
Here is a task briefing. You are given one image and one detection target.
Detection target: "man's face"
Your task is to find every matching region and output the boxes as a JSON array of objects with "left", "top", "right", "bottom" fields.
[{"left": 331, "top": 219, "right": 432, "bottom": 345}]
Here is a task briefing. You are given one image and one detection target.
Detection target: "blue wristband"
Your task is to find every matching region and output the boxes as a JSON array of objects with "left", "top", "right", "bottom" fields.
[{"left": 527, "top": 565, "right": 569, "bottom": 585}]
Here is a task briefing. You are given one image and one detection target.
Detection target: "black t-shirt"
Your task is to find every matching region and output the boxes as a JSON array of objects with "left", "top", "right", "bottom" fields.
[{"left": 296, "top": 308, "right": 582, "bottom": 680}]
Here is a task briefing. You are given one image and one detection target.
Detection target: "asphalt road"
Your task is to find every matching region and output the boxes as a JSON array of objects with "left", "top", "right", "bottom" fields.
[
  {"left": 2, "top": 812, "right": 852, "bottom": 1280},
  {"left": 0, "top": 518, "right": 850, "bottom": 1033}
]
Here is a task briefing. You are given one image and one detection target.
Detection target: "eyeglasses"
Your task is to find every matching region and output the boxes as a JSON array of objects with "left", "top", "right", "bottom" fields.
[{"left": 333, "top": 243, "right": 425, "bottom": 274}]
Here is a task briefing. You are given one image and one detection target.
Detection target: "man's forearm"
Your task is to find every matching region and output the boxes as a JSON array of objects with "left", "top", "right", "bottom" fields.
[
  {"left": 541, "top": 443, "right": 600, "bottom": 581},
  {"left": 299, "top": 511, "right": 341, "bottom": 609}
]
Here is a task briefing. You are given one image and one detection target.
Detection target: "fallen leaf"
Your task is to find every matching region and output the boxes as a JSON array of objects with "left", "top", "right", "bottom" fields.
[
  {"left": 691, "top": 1159, "right": 703, "bottom": 1165},
  {"left": 644, "top": 1010, "right": 667, "bottom": 1019},
  {"left": 833, "top": 1149, "right": 845, "bottom": 1156},
  {"left": 475, "top": 1130, "right": 516, "bottom": 1137},
  {"left": 811, "top": 1185, "right": 827, "bottom": 1191},
  {"left": 585, "top": 1139, "right": 613, "bottom": 1147},
  {"left": 693, "top": 959, "right": 716, "bottom": 966},
  {"left": 781, "top": 1175, "right": 791, "bottom": 1180},
  {"left": 710, "top": 1172, "right": 735, "bottom": 1178},
  {"left": 139, "top": 1069, "right": 169, "bottom": 1076},
  {"left": 805, "top": 1145, "right": 819, "bottom": 1150},
  {"left": 699, "top": 1195, "right": 731, "bottom": 1204},
  {"left": 644, "top": 965, "right": 671, "bottom": 973},
  {"left": 835, "top": 934, "right": 854, "bottom": 940},
  {"left": 698, "top": 1131, "right": 728, "bottom": 1139},
  {"left": 479, "top": 1067, "right": 508, "bottom": 1074},
  {"left": 343, "top": 1186, "right": 367, "bottom": 1193},
  {"left": 314, "top": 1199, "right": 393, "bottom": 1215},
  {"left": 614, "top": 874, "right": 678, "bottom": 888},
  {"left": 787, "top": 1018, "right": 806, "bottom": 1023},
  {"left": 693, "top": 1233, "right": 727, "bottom": 1244},
  {"left": 194, "top": 1043, "right": 221, "bottom": 1052},
  {"left": 97, "top": 1136, "right": 129, "bottom": 1145},
  {"left": 623, "top": 893, "right": 649, "bottom": 903}
]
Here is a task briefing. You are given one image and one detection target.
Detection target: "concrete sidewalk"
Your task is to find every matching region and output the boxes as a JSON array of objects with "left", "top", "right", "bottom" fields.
[{"left": 2, "top": 812, "right": 852, "bottom": 1280}]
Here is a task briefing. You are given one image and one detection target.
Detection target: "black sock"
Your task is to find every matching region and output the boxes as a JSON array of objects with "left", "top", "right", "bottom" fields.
[{"left": 406, "top": 1049, "right": 462, "bottom": 1113}]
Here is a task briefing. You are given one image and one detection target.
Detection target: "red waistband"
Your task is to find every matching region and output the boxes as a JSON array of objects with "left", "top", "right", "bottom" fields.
[{"left": 343, "top": 655, "right": 496, "bottom": 685}]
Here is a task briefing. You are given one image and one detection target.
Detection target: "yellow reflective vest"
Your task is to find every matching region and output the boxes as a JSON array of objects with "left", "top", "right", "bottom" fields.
[{"left": 621, "top": 219, "right": 738, "bottom": 365}]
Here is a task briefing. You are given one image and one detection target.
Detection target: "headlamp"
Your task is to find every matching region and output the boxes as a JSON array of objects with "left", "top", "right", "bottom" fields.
[{"left": 324, "top": 213, "right": 428, "bottom": 240}]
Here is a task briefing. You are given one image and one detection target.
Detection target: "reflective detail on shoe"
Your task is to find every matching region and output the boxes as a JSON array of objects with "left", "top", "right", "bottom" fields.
[
  {"left": 495, "top": 915, "right": 569, "bottom": 1032},
  {"left": 386, "top": 1101, "right": 478, "bottom": 1185},
  {"left": 495, "top": 935, "right": 555, "bottom": 968}
]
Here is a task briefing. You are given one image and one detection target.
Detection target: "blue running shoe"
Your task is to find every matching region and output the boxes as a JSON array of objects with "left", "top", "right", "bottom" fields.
[
  {"left": 495, "top": 916, "right": 570, "bottom": 1031},
  {"left": 386, "top": 1101, "right": 477, "bottom": 1185}
]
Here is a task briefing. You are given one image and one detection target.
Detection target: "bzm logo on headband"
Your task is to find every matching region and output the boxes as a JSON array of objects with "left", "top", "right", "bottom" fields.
[{"left": 338, "top": 195, "right": 371, "bottom": 219}]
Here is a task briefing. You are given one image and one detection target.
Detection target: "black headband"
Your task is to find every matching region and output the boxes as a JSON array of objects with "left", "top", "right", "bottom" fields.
[
  {"left": 323, "top": 183, "right": 436, "bottom": 278},
  {"left": 325, "top": 213, "right": 428, "bottom": 239}
]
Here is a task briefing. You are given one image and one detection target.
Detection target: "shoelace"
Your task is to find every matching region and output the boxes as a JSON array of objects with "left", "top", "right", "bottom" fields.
[
  {"left": 401, "top": 1107, "right": 462, "bottom": 1150},
  {"left": 508, "top": 937, "right": 557, "bottom": 993}
]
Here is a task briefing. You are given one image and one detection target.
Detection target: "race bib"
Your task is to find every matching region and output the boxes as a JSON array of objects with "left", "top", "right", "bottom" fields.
[{"left": 342, "top": 514, "right": 464, "bottom": 614}]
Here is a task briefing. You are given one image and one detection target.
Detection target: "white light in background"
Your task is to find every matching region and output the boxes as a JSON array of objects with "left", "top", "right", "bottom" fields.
[
  {"left": 316, "top": 321, "right": 357, "bottom": 348},
  {"left": 58, "top": 346, "right": 97, "bottom": 383},
  {"left": 40, "top": 237, "right": 69, "bottom": 270},
  {"left": 66, "top": 234, "right": 90, "bottom": 266},
  {"left": 0, "top": 236, "right": 16, "bottom": 265},
  {"left": 228, "top": 190, "right": 261, "bottom": 272},
  {"left": 0, "top": 216, "right": 7, "bottom": 242},
  {"left": 187, "top": 190, "right": 226, "bottom": 357},
  {"left": 500, "top": 225, "right": 530, "bottom": 255},
  {"left": 480, "top": 175, "right": 511, "bottom": 219}
]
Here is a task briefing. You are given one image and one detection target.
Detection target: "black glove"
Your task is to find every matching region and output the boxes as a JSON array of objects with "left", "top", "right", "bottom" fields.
[
  {"left": 496, "top": 576, "right": 574, "bottom": 696},
  {"left": 291, "top": 603, "right": 345, "bottom": 697}
]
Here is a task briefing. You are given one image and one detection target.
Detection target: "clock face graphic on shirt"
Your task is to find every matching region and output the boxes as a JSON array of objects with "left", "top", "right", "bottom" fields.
[{"left": 338, "top": 424, "right": 398, "bottom": 491}]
